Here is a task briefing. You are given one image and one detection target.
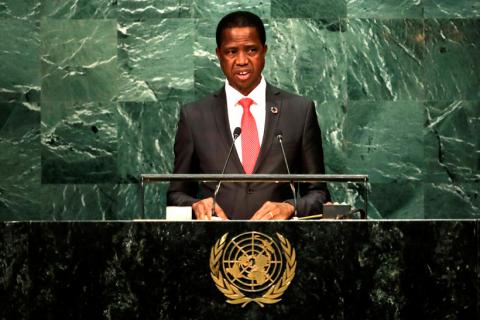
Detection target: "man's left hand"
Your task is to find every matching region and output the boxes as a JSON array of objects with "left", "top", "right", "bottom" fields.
[{"left": 249, "top": 201, "right": 294, "bottom": 220}]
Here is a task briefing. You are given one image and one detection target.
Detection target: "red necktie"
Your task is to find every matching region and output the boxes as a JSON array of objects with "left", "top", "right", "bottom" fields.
[{"left": 239, "top": 98, "right": 260, "bottom": 174}]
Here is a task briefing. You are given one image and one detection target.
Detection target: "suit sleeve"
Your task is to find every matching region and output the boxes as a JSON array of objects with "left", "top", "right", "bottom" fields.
[
  {"left": 287, "top": 100, "right": 331, "bottom": 215},
  {"left": 167, "top": 107, "right": 200, "bottom": 206}
]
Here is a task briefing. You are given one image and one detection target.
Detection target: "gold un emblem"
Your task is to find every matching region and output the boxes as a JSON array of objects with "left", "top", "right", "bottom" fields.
[{"left": 209, "top": 232, "right": 296, "bottom": 307}]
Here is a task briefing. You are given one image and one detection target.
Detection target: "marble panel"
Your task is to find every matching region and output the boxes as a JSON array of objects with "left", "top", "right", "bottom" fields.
[
  {"left": 0, "top": 223, "right": 29, "bottom": 319},
  {"left": 424, "top": 19, "right": 480, "bottom": 100},
  {"left": 315, "top": 101, "right": 366, "bottom": 213},
  {"left": 347, "top": 0, "right": 423, "bottom": 18},
  {"left": 272, "top": 0, "right": 346, "bottom": 18},
  {"left": 1, "top": 182, "right": 133, "bottom": 221},
  {"left": 0, "top": 183, "right": 43, "bottom": 220},
  {"left": 267, "top": 19, "right": 346, "bottom": 103},
  {"left": 367, "top": 182, "right": 424, "bottom": 218},
  {"left": 0, "top": 221, "right": 475, "bottom": 318},
  {"left": 424, "top": 0, "right": 480, "bottom": 18},
  {"left": 0, "top": 0, "right": 40, "bottom": 19},
  {"left": 193, "top": 18, "right": 227, "bottom": 99},
  {"left": 39, "top": 184, "right": 118, "bottom": 220},
  {"left": 316, "top": 101, "right": 348, "bottom": 175},
  {"left": 358, "top": 223, "right": 407, "bottom": 317},
  {"left": 118, "top": 0, "right": 193, "bottom": 19},
  {"left": 424, "top": 222, "right": 478, "bottom": 318},
  {"left": 117, "top": 19, "right": 194, "bottom": 102},
  {"left": 425, "top": 101, "right": 480, "bottom": 183},
  {"left": 340, "top": 100, "right": 424, "bottom": 183},
  {"left": 28, "top": 222, "right": 123, "bottom": 317},
  {"left": 317, "top": 100, "right": 425, "bottom": 218},
  {"left": 424, "top": 183, "right": 480, "bottom": 218},
  {"left": 477, "top": 220, "right": 480, "bottom": 317},
  {"left": 142, "top": 183, "right": 169, "bottom": 219},
  {"left": 0, "top": 102, "right": 41, "bottom": 186},
  {"left": 193, "top": 0, "right": 270, "bottom": 20},
  {"left": 0, "top": 101, "right": 42, "bottom": 220},
  {"left": 117, "top": 100, "right": 181, "bottom": 183},
  {"left": 40, "top": 0, "right": 118, "bottom": 19},
  {"left": 0, "top": 20, "right": 40, "bottom": 102},
  {"left": 40, "top": 19, "right": 118, "bottom": 103},
  {"left": 41, "top": 102, "right": 118, "bottom": 183},
  {"left": 371, "top": 221, "right": 477, "bottom": 318},
  {"left": 115, "top": 183, "right": 142, "bottom": 220},
  {"left": 116, "top": 99, "right": 183, "bottom": 219},
  {"left": 346, "top": 18, "right": 425, "bottom": 101}
]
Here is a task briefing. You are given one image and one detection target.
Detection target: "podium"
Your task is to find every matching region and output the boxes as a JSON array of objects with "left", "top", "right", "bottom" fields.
[
  {"left": 3, "top": 177, "right": 476, "bottom": 318},
  {"left": 139, "top": 174, "right": 369, "bottom": 219},
  {"left": 1, "top": 220, "right": 477, "bottom": 319}
]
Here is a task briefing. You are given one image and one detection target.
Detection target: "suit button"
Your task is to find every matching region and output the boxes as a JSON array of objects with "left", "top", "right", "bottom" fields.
[{"left": 247, "top": 188, "right": 254, "bottom": 194}]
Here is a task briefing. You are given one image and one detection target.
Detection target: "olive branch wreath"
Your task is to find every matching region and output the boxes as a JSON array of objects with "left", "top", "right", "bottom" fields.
[{"left": 209, "top": 232, "right": 296, "bottom": 307}]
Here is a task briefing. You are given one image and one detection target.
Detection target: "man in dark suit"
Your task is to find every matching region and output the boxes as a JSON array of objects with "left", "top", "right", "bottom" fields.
[{"left": 167, "top": 11, "right": 330, "bottom": 220}]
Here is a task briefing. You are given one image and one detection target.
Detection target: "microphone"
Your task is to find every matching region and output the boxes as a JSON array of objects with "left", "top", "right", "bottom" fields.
[
  {"left": 212, "top": 127, "right": 241, "bottom": 217},
  {"left": 275, "top": 131, "right": 298, "bottom": 219}
]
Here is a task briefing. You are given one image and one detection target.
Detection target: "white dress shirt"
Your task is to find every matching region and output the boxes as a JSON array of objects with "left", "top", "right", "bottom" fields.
[{"left": 225, "top": 76, "right": 266, "bottom": 163}]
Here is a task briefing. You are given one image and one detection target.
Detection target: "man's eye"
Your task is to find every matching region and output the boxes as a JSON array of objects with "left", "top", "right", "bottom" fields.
[{"left": 226, "top": 49, "right": 236, "bottom": 55}]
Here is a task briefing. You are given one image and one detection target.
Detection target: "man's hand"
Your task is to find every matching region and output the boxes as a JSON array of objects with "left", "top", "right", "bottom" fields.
[
  {"left": 192, "top": 197, "right": 229, "bottom": 220},
  {"left": 250, "top": 201, "right": 295, "bottom": 220}
]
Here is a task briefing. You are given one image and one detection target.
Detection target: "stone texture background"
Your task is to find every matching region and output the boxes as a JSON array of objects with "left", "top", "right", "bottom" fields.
[
  {"left": 0, "top": 221, "right": 478, "bottom": 319},
  {"left": 0, "top": 0, "right": 479, "bottom": 220}
]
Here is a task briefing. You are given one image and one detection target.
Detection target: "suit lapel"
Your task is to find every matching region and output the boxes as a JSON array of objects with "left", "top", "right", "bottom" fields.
[
  {"left": 212, "top": 87, "right": 244, "bottom": 173},
  {"left": 253, "top": 83, "right": 281, "bottom": 173}
]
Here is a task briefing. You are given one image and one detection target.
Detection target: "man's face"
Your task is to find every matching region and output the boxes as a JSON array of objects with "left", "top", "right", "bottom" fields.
[{"left": 216, "top": 27, "right": 267, "bottom": 96}]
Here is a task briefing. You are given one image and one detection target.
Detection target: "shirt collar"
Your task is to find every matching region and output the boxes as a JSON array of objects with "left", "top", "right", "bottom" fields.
[{"left": 225, "top": 76, "right": 266, "bottom": 106}]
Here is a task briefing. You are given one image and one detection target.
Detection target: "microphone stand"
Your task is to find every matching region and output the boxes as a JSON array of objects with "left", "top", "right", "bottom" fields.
[
  {"left": 212, "top": 128, "right": 241, "bottom": 217},
  {"left": 276, "top": 133, "right": 298, "bottom": 219}
]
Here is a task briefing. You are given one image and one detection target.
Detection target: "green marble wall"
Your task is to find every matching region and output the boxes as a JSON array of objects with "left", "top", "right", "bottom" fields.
[{"left": 0, "top": 0, "right": 479, "bottom": 220}]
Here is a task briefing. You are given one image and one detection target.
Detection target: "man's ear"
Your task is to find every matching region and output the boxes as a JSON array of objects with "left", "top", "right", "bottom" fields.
[{"left": 215, "top": 47, "right": 220, "bottom": 58}]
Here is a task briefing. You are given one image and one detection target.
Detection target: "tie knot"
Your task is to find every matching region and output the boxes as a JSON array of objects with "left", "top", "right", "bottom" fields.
[{"left": 238, "top": 97, "right": 254, "bottom": 110}]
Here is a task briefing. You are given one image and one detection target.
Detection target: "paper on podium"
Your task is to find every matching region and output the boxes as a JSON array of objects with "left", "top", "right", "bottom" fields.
[{"left": 166, "top": 206, "right": 192, "bottom": 221}]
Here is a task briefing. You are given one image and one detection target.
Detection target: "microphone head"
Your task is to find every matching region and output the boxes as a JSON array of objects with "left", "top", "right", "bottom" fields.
[
  {"left": 233, "top": 127, "right": 241, "bottom": 138},
  {"left": 275, "top": 130, "right": 283, "bottom": 140}
]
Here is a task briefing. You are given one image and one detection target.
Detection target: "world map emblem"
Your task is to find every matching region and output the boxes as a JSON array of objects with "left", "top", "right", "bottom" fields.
[{"left": 209, "top": 232, "right": 296, "bottom": 307}]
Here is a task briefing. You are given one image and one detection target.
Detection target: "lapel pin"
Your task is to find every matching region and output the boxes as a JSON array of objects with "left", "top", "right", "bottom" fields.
[{"left": 270, "top": 106, "right": 279, "bottom": 114}]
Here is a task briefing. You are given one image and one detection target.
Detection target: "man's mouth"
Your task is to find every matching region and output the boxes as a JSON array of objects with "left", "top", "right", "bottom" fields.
[{"left": 236, "top": 71, "right": 250, "bottom": 80}]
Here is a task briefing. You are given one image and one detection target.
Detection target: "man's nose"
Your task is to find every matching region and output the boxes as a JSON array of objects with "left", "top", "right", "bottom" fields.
[{"left": 236, "top": 50, "right": 248, "bottom": 65}]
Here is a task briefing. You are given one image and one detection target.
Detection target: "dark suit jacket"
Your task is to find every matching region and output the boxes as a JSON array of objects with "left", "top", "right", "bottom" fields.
[{"left": 167, "top": 83, "right": 330, "bottom": 219}]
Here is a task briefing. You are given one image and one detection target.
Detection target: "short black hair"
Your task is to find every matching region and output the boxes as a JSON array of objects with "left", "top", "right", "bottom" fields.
[{"left": 216, "top": 11, "right": 266, "bottom": 48}]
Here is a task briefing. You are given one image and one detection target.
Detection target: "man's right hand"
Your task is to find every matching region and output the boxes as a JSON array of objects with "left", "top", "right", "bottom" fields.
[{"left": 192, "top": 197, "right": 229, "bottom": 220}]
